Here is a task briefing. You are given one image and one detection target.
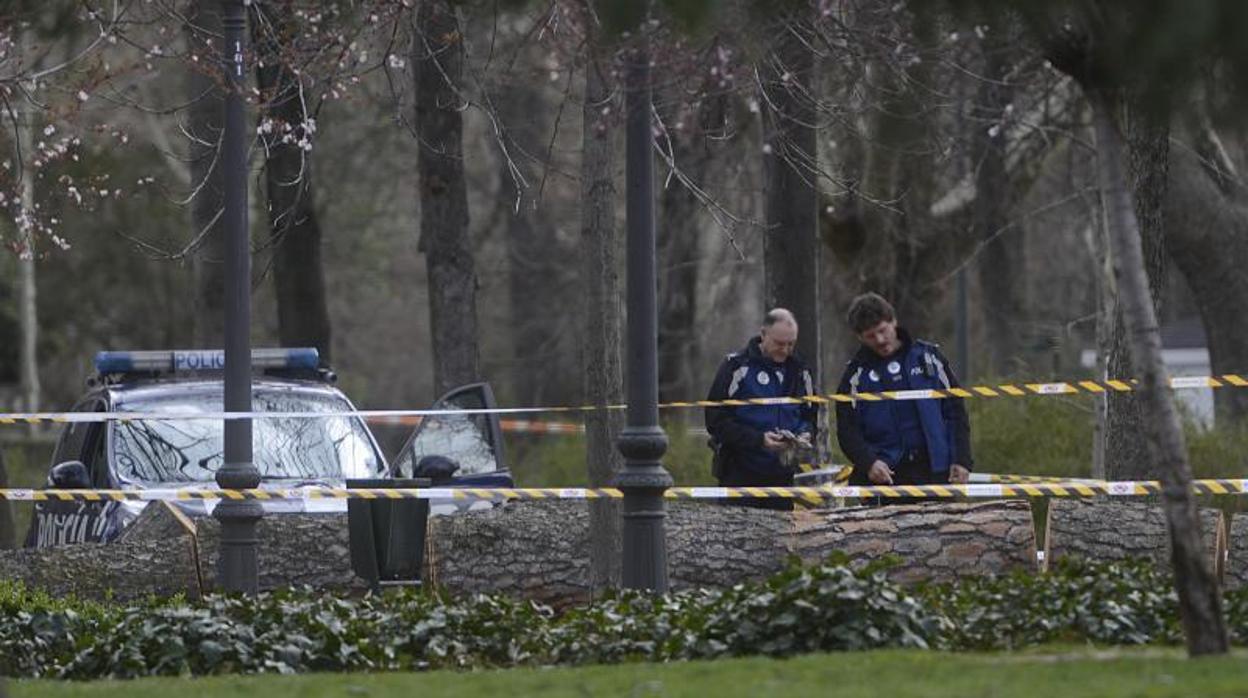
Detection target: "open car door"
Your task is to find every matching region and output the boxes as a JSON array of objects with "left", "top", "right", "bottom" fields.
[{"left": 391, "top": 383, "right": 512, "bottom": 495}]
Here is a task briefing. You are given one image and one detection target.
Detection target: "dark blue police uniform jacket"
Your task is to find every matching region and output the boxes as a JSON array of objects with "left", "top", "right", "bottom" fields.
[
  {"left": 705, "top": 336, "right": 817, "bottom": 481},
  {"left": 835, "top": 329, "right": 972, "bottom": 484}
]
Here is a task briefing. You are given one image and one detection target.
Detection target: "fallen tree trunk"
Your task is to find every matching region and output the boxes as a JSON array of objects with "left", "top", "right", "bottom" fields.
[
  {"left": 0, "top": 499, "right": 1230, "bottom": 605},
  {"left": 427, "top": 500, "right": 1037, "bottom": 606},
  {"left": 1046, "top": 500, "right": 1222, "bottom": 575}
]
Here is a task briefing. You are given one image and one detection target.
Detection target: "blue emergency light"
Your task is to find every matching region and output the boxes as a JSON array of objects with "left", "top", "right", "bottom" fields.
[{"left": 94, "top": 348, "right": 320, "bottom": 375}]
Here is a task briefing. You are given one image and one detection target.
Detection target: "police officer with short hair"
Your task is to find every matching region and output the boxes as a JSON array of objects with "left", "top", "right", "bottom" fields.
[
  {"left": 836, "top": 293, "right": 972, "bottom": 490},
  {"left": 705, "top": 308, "right": 817, "bottom": 511}
]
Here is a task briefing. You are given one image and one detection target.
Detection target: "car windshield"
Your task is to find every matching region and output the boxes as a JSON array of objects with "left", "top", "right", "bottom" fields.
[{"left": 110, "top": 387, "right": 383, "bottom": 485}]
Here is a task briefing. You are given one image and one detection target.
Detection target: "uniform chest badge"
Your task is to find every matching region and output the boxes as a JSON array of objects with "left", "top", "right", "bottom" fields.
[
  {"left": 756, "top": 372, "right": 770, "bottom": 386},
  {"left": 887, "top": 361, "right": 901, "bottom": 375},
  {"left": 868, "top": 370, "right": 880, "bottom": 382}
]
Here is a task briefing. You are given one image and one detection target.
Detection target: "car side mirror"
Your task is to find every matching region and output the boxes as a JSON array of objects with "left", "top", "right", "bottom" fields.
[
  {"left": 49, "top": 461, "right": 91, "bottom": 489},
  {"left": 412, "top": 455, "right": 460, "bottom": 485}
]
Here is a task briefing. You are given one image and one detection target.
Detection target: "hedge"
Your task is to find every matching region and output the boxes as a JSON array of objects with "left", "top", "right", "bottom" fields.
[{"left": 1, "top": 556, "right": 1243, "bottom": 679}]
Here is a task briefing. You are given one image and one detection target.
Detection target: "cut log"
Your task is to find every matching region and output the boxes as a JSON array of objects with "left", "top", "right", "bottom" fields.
[
  {"left": 428, "top": 501, "right": 1037, "bottom": 606},
  {"left": 0, "top": 502, "right": 200, "bottom": 601},
  {"left": 0, "top": 499, "right": 1234, "bottom": 606},
  {"left": 1046, "top": 500, "right": 1223, "bottom": 581}
]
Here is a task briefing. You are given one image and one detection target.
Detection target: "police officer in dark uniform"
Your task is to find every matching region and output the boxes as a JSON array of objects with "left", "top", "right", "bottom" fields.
[
  {"left": 836, "top": 293, "right": 972, "bottom": 492},
  {"left": 705, "top": 308, "right": 817, "bottom": 511}
]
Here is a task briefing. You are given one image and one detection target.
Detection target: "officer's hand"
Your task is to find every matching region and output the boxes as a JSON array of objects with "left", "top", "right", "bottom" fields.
[
  {"left": 868, "top": 460, "right": 894, "bottom": 485},
  {"left": 949, "top": 464, "right": 970, "bottom": 484},
  {"left": 762, "top": 431, "right": 787, "bottom": 452}
]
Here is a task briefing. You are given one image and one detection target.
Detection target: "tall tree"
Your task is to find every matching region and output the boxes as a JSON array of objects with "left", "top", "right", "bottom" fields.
[
  {"left": 657, "top": 83, "right": 725, "bottom": 404},
  {"left": 12, "top": 23, "right": 44, "bottom": 413},
  {"left": 252, "top": 1, "right": 333, "bottom": 362},
  {"left": 413, "top": 0, "right": 480, "bottom": 394},
  {"left": 0, "top": 452, "right": 13, "bottom": 549},
  {"left": 820, "top": 7, "right": 953, "bottom": 342},
  {"left": 1088, "top": 87, "right": 1226, "bottom": 655},
  {"left": 17, "top": 89, "right": 39, "bottom": 414},
  {"left": 580, "top": 38, "right": 625, "bottom": 591},
  {"left": 1007, "top": 0, "right": 1231, "bottom": 655},
  {"left": 498, "top": 78, "right": 560, "bottom": 406},
  {"left": 759, "top": 11, "right": 820, "bottom": 377},
  {"left": 1164, "top": 119, "right": 1248, "bottom": 424},
  {"left": 972, "top": 33, "right": 1024, "bottom": 376},
  {"left": 185, "top": 1, "right": 227, "bottom": 347},
  {"left": 1103, "top": 98, "right": 1170, "bottom": 480}
]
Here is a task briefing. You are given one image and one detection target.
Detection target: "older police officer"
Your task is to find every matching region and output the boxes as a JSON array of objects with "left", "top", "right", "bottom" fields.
[{"left": 705, "top": 308, "right": 817, "bottom": 510}]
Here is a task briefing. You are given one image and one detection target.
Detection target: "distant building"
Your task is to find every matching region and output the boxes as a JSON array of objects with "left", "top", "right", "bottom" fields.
[{"left": 1080, "top": 317, "right": 1213, "bottom": 428}]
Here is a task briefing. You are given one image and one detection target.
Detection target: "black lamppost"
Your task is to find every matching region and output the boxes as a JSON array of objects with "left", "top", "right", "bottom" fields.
[
  {"left": 616, "top": 36, "right": 672, "bottom": 592},
  {"left": 215, "top": 0, "right": 262, "bottom": 594}
]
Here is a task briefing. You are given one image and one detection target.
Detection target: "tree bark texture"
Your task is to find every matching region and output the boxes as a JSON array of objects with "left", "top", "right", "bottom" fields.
[
  {"left": 579, "top": 49, "right": 624, "bottom": 592},
  {"left": 657, "top": 93, "right": 722, "bottom": 404},
  {"left": 414, "top": 0, "right": 479, "bottom": 394},
  {"left": 0, "top": 452, "right": 14, "bottom": 549},
  {"left": 1087, "top": 212, "right": 1114, "bottom": 481},
  {"left": 428, "top": 502, "right": 1037, "bottom": 606},
  {"left": 500, "top": 80, "right": 561, "bottom": 407},
  {"left": 254, "top": 2, "right": 333, "bottom": 363},
  {"left": 1105, "top": 97, "right": 1170, "bottom": 481},
  {"left": 1089, "top": 91, "right": 1228, "bottom": 654},
  {"left": 1163, "top": 149, "right": 1248, "bottom": 424},
  {"left": 1046, "top": 499, "right": 1220, "bottom": 571},
  {"left": 185, "top": 3, "right": 226, "bottom": 347},
  {"left": 972, "top": 45, "right": 1024, "bottom": 377},
  {"left": 822, "top": 20, "right": 951, "bottom": 344},
  {"left": 16, "top": 53, "right": 39, "bottom": 414},
  {"left": 3, "top": 498, "right": 1244, "bottom": 607},
  {"left": 760, "top": 18, "right": 820, "bottom": 378}
]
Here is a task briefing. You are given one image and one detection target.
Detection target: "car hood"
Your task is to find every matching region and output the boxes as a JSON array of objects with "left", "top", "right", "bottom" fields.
[
  {"left": 117, "top": 479, "right": 481, "bottom": 521},
  {"left": 117, "top": 480, "right": 354, "bottom": 520}
]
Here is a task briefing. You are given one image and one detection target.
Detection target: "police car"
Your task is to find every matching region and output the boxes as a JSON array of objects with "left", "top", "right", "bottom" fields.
[{"left": 25, "top": 348, "right": 514, "bottom": 548}]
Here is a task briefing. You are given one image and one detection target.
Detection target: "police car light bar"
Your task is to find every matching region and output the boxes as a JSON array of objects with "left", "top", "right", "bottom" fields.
[{"left": 94, "top": 348, "right": 320, "bottom": 375}]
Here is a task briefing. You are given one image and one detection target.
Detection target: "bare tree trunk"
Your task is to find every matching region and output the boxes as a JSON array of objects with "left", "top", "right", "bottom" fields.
[
  {"left": 834, "top": 22, "right": 948, "bottom": 341},
  {"left": 1086, "top": 213, "right": 1114, "bottom": 480},
  {"left": 760, "top": 17, "right": 820, "bottom": 378},
  {"left": 1163, "top": 146, "right": 1248, "bottom": 424},
  {"left": 0, "top": 501, "right": 1036, "bottom": 606},
  {"left": 580, "top": 48, "right": 623, "bottom": 591},
  {"left": 414, "top": 0, "right": 479, "bottom": 394},
  {"left": 657, "top": 93, "right": 722, "bottom": 404},
  {"left": 2, "top": 498, "right": 1238, "bottom": 608},
  {"left": 1105, "top": 98, "right": 1169, "bottom": 481},
  {"left": 1048, "top": 499, "right": 1221, "bottom": 570},
  {"left": 0, "top": 452, "right": 14, "bottom": 549},
  {"left": 17, "top": 98, "right": 38, "bottom": 415},
  {"left": 185, "top": 2, "right": 226, "bottom": 347},
  {"left": 1089, "top": 90, "right": 1227, "bottom": 655},
  {"left": 499, "top": 81, "right": 559, "bottom": 406},
  {"left": 972, "top": 46, "right": 1022, "bottom": 377},
  {"left": 253, "top": 2, "right": 332, "bottom": 362},
  {"left": 431, "top": 501, "right": 1036, "bottom": 606}
]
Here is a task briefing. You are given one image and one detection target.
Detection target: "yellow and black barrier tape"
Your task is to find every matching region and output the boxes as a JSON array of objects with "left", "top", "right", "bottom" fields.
[
  {"left": 0, "top": 374, "right": 1244, "bottom": 425},
  {"left": 658, "top": 374, "right": 1245, "bottom": 409},
  {"left": 792, "top": 465, "right": 1087, "bottom": 486},
  {"left": 3, "top": 479, "right": 1246, "bottom": 502}
]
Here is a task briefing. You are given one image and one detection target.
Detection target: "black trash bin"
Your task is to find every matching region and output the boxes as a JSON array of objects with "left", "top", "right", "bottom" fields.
[{"left": 346, "top": 477, "right": 430, "bottom": 593}]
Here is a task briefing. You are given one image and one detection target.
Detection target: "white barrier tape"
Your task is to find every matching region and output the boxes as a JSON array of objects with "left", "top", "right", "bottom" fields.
[
  {"left": 0, "top": 373, "right": 1244, "bottom": 424},
  {"left": 7, "top": 479, "right": 1247, "bottom": 502}
]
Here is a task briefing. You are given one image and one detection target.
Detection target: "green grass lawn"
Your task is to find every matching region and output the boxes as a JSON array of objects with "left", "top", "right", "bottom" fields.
[{"left": 13, "top": 647, "right": 1248, "bottom": 698}]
